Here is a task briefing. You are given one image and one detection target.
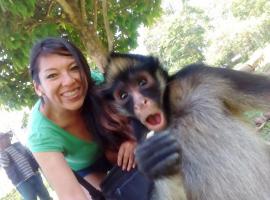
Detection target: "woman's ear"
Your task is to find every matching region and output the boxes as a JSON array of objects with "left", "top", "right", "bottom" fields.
[{"left": 33, "top": 81, "right": 43, "bottom": 97}]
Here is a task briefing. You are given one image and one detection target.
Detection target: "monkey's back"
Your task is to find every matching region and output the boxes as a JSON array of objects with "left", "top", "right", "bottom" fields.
[{"left": 176, "top": 118, "right": 270, "bottom": 200}]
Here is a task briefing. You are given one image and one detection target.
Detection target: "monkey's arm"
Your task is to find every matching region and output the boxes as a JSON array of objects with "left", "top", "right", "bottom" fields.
[
  {"left": 175, "top": 64, "right": 270, "bottom": 114},
  {"left": 135, "top": 131, "right": 181, "bottom": 179},
  {"left": 215, "top": 67, "right": 270, "bottom": 111},
  {"left": 208, "top": 66, "right": 270, "bottom": 110}
]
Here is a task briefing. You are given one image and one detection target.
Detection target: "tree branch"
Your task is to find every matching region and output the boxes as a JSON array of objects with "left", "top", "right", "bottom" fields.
[
  {"left": 79, "top": 0, "right": 87, "bottom": 22},
  {"left": 102, "top": 0, "right": 113, "bottom": 51},
  {"left": 55, "top": 0, "right": 81, "bottom": 26},
  {"left": 93, "top": 0, "right": 98, "bottom": 31},
  {"left": 46, "top": 0, "right": 55, "bottom": 17},
  {"left": 23, "top": 17, "right": 71, "bottom": 32}
]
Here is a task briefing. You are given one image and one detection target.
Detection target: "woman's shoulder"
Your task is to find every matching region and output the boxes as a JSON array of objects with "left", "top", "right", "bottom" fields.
[
  {"left": 27, "top": 101, "right": 65, "bottom": 152},
  {"left": 28, "top": 103, "right": 52, "bottom": 137}
]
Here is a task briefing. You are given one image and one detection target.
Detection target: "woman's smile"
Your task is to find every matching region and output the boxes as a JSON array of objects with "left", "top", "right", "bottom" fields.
[{"left": 61, "top": 87, "right": 81, "bottom": 98}]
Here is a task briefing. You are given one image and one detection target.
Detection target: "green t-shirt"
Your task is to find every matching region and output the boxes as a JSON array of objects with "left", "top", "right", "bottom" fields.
[
  {"left": 27, "top": 70, "right": 105, "bottom": 171},
  {"left": 27, "top": 101, "right": 102, "bottom": 171}
]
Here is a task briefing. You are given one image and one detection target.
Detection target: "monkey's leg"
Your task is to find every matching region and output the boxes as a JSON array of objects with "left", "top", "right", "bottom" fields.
[{"left": 152, "top": 175, "right": 187, "bottom": 200}]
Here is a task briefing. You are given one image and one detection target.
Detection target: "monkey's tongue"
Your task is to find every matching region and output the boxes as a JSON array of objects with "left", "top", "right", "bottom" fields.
[{"left": 146, "top": 114, "right": 161, "bottom": 125}]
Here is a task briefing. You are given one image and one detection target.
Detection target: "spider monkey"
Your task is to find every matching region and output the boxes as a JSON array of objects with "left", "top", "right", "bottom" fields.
[{"left": 102, "top": 52, "right": 270, "bottom": 200}]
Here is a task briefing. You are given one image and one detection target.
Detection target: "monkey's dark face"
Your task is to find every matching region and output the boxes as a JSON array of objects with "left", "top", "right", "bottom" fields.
[
  {"left": 112, "top": 70, "right": 168, "bottom": 131},
  {"left": 105, "top": 53, "right": 169, "bottom": 132}
]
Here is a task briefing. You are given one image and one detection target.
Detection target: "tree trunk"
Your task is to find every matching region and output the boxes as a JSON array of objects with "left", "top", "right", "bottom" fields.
[
  {"left": 55, "top": 0, "right": 109, "bottom": 72},
  {"left": 80, "top": 26, "right": 109, "bottom": 73}
]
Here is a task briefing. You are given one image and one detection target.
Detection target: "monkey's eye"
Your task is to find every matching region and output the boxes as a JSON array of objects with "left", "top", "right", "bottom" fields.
[
  {"left": 119, "top": 92, "right": 128, "bottom": 100},
  {"left": 138, "top": 79, "right": 147, "bottom": 87}
]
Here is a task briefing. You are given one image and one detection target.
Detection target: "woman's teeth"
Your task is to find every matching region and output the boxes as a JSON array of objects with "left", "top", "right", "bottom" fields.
[{"left": 63, "top": 89, "right": 79, "bottom": 97}]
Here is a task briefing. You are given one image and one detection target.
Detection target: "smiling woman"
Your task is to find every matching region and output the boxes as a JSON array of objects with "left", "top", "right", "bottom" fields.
[{"left": 27, "top": 37, "right": 137, "bottom": 200}]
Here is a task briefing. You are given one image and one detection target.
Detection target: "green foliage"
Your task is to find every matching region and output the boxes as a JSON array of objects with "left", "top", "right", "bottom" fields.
[
  {"left": 205, "top": 17, "right": 269, "bottom": 67},
  {"left": 107, "top": 0, "right": 162, "bottom": 52},
  {"left": 232, "top": 0, "right": 270, "bottom": 19},
  {"left": 197, "top": 0, "right": 270, "bottom": 67},
  {"left": 21, "top": 111, "right": 30, "bottom": 129},
  {"left": 145, "top": 5, "right": 209, "bottom": 72},
  {"left": 0, "top": 0, "right": 36, "bottom": 18},
  {"left": 144, "top": 0, "right": 270, "bottom": 71},
  {"left": 204, "top": 0, "right": 270, "bottom": 67},
  {"left": 0, "top": 0, "right": 162, "bottom": 109}
]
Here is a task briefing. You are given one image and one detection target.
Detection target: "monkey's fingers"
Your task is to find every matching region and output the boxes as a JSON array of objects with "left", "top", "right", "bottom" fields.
[
  {"left": 135, "top": 138, "right": 181, "bottom": 179},
  {"left": 148, "top": 153, "right": 180, "bottom": 179},
  {"left": 136, "top": 142, "right": 180, "bottom": 173},
  {"left": 136, "top": 139, "right": 180, "bottom": 168},
  {"left": 136, "top": 132, "right": 178, "bottom": 159}
]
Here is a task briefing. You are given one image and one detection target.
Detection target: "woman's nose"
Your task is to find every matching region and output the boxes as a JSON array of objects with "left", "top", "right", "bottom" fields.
[{"left": 62, "top": 72, "right": 75, "bottom": 86}]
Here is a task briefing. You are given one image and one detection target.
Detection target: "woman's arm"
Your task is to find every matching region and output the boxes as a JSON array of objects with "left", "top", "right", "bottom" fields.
[
  {"left": 33, "top": 152, "right": 90, "bottom": 200},
  {"left": 104, "top": 140, "right": 137, "bottom": 171}
]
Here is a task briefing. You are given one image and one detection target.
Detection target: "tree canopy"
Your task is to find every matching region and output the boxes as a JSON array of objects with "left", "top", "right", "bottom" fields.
[
  {"left": 144, "top": 4, "right": 209, "bottom": 72},
  {"left": 144, "top": 0, "right": 270, "bottom": 71},
  {"left": 0, "top": 0, "right": 162, "bottom": 109}
]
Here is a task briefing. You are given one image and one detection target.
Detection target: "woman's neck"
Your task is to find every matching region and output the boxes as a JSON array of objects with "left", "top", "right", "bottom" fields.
[
  {"left": 40, "top": 103, "right": 92, "bottom": 141},
  {"left": 40, "top": 102, "right": 81, "bottom": 128}
]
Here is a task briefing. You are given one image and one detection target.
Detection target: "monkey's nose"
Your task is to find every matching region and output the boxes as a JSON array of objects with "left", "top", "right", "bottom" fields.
[{"left": 134, "top": 99, "right": 148, "bottom": 110}]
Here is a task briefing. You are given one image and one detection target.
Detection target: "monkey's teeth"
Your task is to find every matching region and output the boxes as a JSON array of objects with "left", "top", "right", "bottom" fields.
[{"left": 146, "top": 131, "right": 155, "bottom": 138}]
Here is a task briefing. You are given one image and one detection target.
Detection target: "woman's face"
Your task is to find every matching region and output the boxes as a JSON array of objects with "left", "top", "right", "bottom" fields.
[{"left": 34, "top": 53, "right": 88, "bottom": 112}]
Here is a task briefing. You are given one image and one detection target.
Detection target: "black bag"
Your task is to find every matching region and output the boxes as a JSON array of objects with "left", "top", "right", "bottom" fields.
[
  {"left": 101, "top": 166, "right": 153, "bottom": 200},
  {"left": 75, "top": 166, "right": 153, "bottom": 200}
]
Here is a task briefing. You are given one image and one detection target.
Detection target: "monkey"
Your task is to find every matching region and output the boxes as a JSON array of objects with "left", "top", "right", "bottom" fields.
[
  {"left": 102, "top": 53, "right": 186, "bottom": 200},
  {"left": 102, "top": 52, "right": 270, "bottom": 200}
]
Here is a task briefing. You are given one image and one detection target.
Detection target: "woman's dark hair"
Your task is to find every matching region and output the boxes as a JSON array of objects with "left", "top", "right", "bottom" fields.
[
  {"left": 29, "top": 37, "right": 132, "bottom": 150},
  {"left": 97, "top": 98, "right": 133, "bottom": 150}
]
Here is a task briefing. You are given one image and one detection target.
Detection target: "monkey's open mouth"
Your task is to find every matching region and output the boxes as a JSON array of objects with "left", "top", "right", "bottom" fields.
[
  {"left": 146, "top": 113, "right": 162, "bottom": 125},
  {"left": 144, "top": 111, "right": 167, "bottom": 131}
]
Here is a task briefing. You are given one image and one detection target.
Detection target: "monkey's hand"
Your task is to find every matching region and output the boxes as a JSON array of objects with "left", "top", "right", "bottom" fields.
[{"left": 135, "top": 131, "right": 181, "bottom": 179}]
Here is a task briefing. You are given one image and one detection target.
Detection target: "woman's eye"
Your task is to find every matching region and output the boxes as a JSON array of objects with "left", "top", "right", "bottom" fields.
[
  {"left": 139, "top": 79, "right": 147, "bottom": 87},
  {"left": 46, "top": 73, "right": 57, "bottom": 79},
  {"left": 71, "top": 65, "right": 80, "bottom": 71},
  {"left": 120, "top": 92, "right": 128, "bottom": 100}
]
